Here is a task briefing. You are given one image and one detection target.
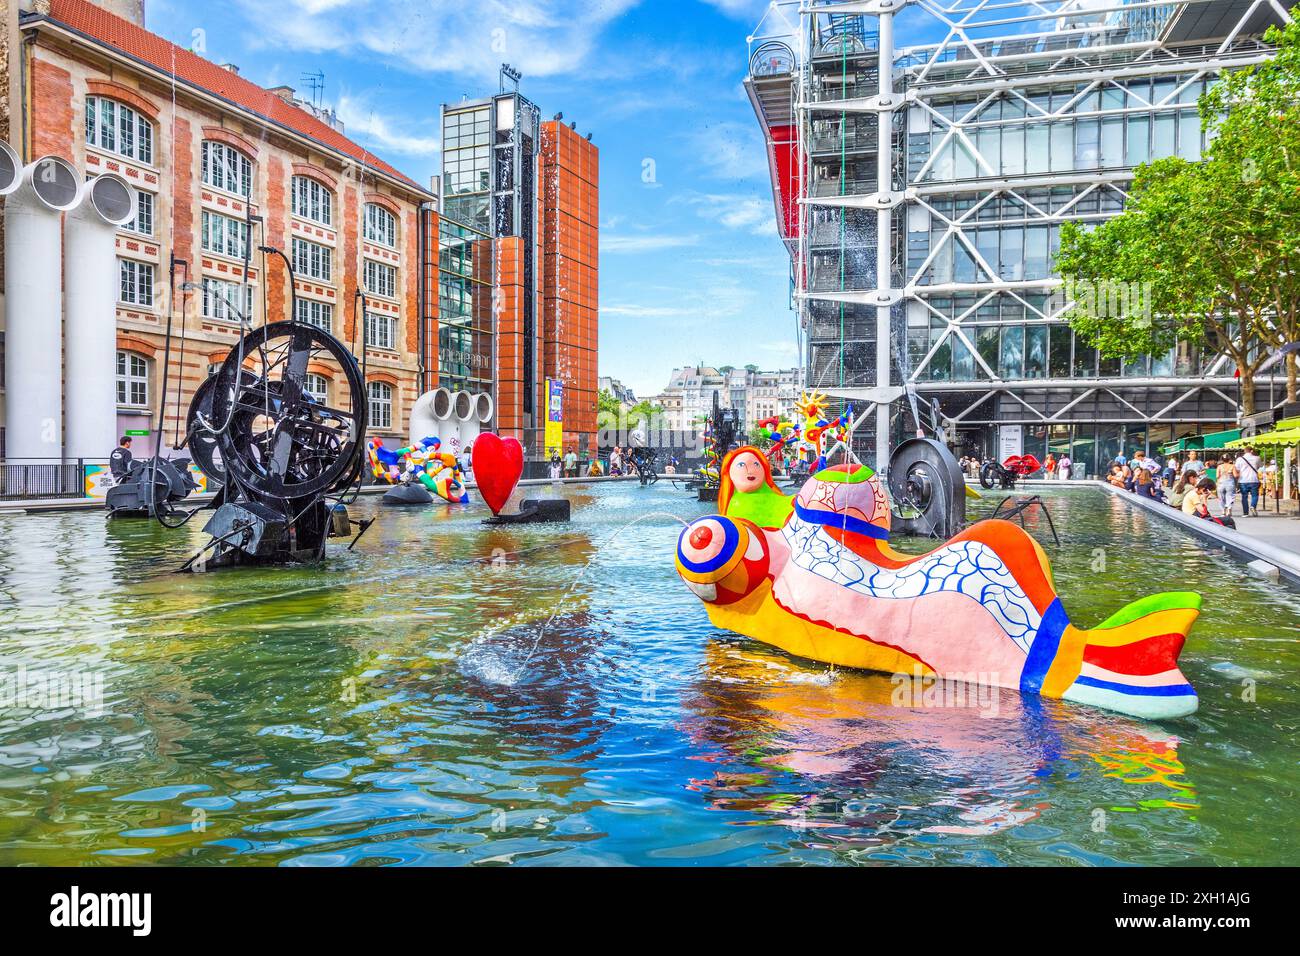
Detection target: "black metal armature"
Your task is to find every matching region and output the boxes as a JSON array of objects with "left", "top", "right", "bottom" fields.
[{"left": 990, "top": 494, "right": 1061, "bottom": 546}]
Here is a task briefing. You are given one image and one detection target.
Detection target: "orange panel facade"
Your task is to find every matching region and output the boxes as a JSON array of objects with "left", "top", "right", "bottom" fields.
[{"left": 538, "top": 120, "right": 599, "bottom": 455}]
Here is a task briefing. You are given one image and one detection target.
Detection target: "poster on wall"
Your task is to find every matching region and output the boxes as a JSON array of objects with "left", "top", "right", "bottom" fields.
[
  {"left": 545, "top": 378, "right": 564, "bottom": 457},
  {"left": 998, "top": 424, "right": 1023, "bottom": 462}
]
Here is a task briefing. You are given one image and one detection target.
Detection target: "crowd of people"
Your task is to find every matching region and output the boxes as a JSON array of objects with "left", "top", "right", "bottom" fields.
[
  {"left": 1101, "top": 446, "right": 1278, "bottom": 528},
  {"left": 955, "top": 442, "right": 1286, "bottom": 530}
]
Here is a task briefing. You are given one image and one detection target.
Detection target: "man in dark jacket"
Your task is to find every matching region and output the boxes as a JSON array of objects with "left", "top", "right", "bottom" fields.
[{"left": 109, "top": 436, "right": 133, "bottom": 480}]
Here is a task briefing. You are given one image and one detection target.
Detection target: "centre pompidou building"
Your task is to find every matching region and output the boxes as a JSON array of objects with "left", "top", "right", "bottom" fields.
[{"left": 746, "top": 0, "right": 1292, "bottom": 474}]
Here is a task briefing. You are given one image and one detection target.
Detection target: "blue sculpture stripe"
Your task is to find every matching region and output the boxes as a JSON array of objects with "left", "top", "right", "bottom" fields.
[
  {"left": 793, "top": 502, "right": 889, "bottom": 540},
  {"left": 1020, "top": 598, "right": 1068, "bottom": 694},
  {"left": 677, "top": 520, "right": 739, "bottom": 574},
  {"left": 1072, "top": 675, "right": 1197, "bottom": 697}
]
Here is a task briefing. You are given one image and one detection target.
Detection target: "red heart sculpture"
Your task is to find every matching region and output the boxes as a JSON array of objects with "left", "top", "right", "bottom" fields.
[{"left": 472, "top": 432, "right": 524, "bottom": 515}]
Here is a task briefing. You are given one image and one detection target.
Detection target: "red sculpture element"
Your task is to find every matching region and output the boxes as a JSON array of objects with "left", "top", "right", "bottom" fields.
[
  {"left": 472, "top": 433, "right": 524, "bottom": 515},
  {"left": 1003, "top": 454, "right": 1042, "bottom": 477}
]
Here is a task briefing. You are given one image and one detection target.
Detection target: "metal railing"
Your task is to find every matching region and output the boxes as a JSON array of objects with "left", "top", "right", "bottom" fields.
[{"left": 0, "top": 459, "right": 98, "bottom": 500}]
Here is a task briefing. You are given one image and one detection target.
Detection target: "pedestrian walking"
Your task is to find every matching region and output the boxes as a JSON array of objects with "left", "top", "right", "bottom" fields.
[
  {"left": 1216, "top": 459, "right": 1238, "bottom": 517},
  {"left": 1235, "top": 446, "right": 1263, "bottom": 516}
]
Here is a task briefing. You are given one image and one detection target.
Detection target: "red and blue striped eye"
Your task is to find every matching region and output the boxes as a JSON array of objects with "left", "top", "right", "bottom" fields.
[{"left": 677, "top": 517, "right": 742, "bottom": 581}]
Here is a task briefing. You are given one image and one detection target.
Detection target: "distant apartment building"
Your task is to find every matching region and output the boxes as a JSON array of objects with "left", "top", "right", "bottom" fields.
[
  {"left": 441, "top": 84, "right": 598, "bottom": 460},
  {"left": 0, "top": 0, "right": 434, "bottom": 460},
  {"left": 598, "top": 375, "right": 636, "bottom": 406},
  {"left": 654, "top": 364, "right": 804, "bottom": 434}
]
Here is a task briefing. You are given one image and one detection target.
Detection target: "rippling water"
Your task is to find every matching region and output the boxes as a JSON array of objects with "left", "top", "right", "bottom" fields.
[{"left": 0, "top": 481, "right": 1295, "bottom": 865}]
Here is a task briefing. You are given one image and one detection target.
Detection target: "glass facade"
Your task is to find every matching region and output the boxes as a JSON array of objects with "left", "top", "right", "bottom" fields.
[
  {"left": 441, "top": 105, "right": 490, "bottom": 232},
  {"left": 438, "top": 216, "right": 493, "bottom": 393},
  {"left": 745, "top": 1, "right": 1281, "bottom": 472}
]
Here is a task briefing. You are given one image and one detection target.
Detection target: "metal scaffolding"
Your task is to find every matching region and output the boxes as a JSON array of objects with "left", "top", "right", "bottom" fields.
[{"left": 747, "top": 0, "right": 1294, "bottom": 473}]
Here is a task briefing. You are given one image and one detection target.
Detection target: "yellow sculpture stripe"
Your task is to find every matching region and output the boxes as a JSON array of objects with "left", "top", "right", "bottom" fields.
[{"left": 705, "top": 581, "right": 934, "bottom": 677}]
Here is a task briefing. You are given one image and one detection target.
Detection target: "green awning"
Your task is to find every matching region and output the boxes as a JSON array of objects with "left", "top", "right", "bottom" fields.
[
  {"left": 1160, "top": 428, "right": 1243, "bottom": 453},
  {"left": 1226, "top": 428, "right": 1300, "bottom": 448}
]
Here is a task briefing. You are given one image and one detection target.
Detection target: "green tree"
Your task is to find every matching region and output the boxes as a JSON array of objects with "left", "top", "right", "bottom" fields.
[
  {"left": 1201, "top": 15, "right": 1300, "bottom": 401},
  {"left": 625, "top": 398, "right": 665, "bottom": 426},
  {"left": 598, "top": 388, "right": 621, "bottom": 418},
  {"left": 1056, "top": 14, "right": 1300, "bottom": 415}
]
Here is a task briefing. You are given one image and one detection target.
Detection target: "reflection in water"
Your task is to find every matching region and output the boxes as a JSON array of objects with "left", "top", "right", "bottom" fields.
[
  {"left": 681, "top": 639, "right": 1197, "bottom": 853},
  {"left": 0, "top": 485, "right": 1293, "bottom": 865}
]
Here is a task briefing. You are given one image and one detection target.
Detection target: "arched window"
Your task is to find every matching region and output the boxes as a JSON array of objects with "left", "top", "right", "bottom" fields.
[
  {"left": 367, "top": 381, "right": 393, "bottom": 429},
  {"left": 87, "top": 96, "right": 154, "bottom": 164},
  {"left": 116, "top": 350, "right": 149, "bottom": 407},
  {"left": 202, "top": 141, "right": 253, "bottom": 197},
  {"left": 364, "top": 203, "right": 397, "bottom": 247},
  {"left": 291, "top": 175, "right": 333, "bottom": 226},
  {"left": 303, "top": 372, "right": 328, "bottom": 405}
]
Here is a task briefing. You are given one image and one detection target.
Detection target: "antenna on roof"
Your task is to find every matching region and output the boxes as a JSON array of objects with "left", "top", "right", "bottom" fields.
[{"left": 301, "top": 70, "right": 325, "bottom": 110}]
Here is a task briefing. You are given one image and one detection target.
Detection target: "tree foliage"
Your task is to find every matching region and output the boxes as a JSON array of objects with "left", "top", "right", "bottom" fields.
[{"left": 1055, "top": 13, "right": 1300, "bottom": 415}]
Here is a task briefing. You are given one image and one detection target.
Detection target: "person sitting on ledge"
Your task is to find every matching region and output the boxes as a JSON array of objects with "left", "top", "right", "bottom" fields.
[
  {"left": 1134, "top": 467, "right": 1164, "bottom": 502},
  {"left": 1168, "top": 471, "right": 1198, "bottom": 510},
  {"left": 1182, "top": 476, "right": 1213, "bottom": 516},
  {"left": 1107, "top": 464, "right": 1127, "bottom": 488},
  {"left": 1187, "top": 476, "right": 1236, "bottom": 528}
]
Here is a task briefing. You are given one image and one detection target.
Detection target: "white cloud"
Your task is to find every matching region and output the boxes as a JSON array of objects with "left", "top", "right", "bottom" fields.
[
  {"left": 698, "top": 0, "right": 767, "bottom": 19},
  {"left": 690, "top": 120, "right": 770, "bottom": 181},
  {"left": 336, "top": 94, "right": 440, "bottom": 156},
  {"left": 603, "top": 303, "right": 696, "bottom": 318},
  {"left": 678, "top": 191, "right": 776, "bottom": 236},
  {"left": 239, "top": 0, "right": 641, "bottom": 82},
  {"left": 602, "top": 233, "right": 701, "bottom": 253}
]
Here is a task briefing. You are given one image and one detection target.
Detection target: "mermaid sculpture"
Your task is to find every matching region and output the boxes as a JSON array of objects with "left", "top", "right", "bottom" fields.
[{"left": 677, "top": 461, "right": 1200, "bottom": 720}]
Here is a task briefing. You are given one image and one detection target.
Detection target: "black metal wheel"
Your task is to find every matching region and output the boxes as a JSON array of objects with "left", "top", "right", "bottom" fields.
[
  {"left": 979, "top": 460, "right": 998, "bottom": 490},
  {"left": 205, "top": 321, "right": 365, "bottom": 500},
  {"left": 902, "top": 461, "right": 935, "bottom": 512},
  {"left": 186, "top": 373, "right": 234, "bottom": 486}
]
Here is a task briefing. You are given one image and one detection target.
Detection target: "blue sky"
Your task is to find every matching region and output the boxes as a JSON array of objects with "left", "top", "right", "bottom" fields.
[{"left": 147, "top": 0, "right": 797, "bottom": 400}]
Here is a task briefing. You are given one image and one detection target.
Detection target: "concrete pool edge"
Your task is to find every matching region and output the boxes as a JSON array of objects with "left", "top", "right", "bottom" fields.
[
  {"left": 0, "top": 474, "right": 650, "bottom": 515},
  {"left": 1099, "top": 481, "right": 1300, "bottom": 589}
]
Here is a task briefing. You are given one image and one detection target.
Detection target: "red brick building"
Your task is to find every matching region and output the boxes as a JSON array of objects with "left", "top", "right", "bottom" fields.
[{"left": 2, "top": 0, "right": 434, "bottom": 458}]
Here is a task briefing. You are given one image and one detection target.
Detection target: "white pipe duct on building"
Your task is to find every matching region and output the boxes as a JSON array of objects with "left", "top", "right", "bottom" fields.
[
  {"left": 3, "top": 152, "right": 81, "bottom": 462},
  {"left": 64, "top": 174, "right": 138, "bottom": 461},
  {"left": 408, "top": 387, "right": 495, "bottom": 455}
]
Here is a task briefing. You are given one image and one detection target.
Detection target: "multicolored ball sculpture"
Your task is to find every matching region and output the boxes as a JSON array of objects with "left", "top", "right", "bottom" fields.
[{"left": 676, "top": 463, "right": 1200, "bottom": 720}]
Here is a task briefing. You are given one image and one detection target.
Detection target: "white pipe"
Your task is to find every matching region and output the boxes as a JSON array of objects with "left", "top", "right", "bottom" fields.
[
  {"left": 65, "top": 173, "right": 137, "bottom": 461},
  {"left": 3, "top": 153, "right": 81, "bottom": 462},
  {"left": 457, "top": 391, "right": 494, "bottom": 457},
  {"left": 408, "top": 386, "right": 455, "bottom": 448},
  {"left": 407, "top": 387, "right": 495, "bottom": 455}
]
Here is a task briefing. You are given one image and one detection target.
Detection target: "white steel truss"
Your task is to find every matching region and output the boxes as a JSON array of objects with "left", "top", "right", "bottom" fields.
[{"left": 746, "top": 0, "right": 1294, "bottom": 460}]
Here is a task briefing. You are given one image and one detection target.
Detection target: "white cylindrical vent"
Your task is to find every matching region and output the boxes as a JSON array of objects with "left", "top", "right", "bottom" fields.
[
  {"left": 4, "top": 155, "right": 81, "bottom": 462},
  {"left": 0, "top": 141, "right": 21, "bottom": 196},
  {"left": 408, "top": 387, "right": 457, "bottom": 447},
  {"left": 431, "top": 387, "right": 452, "bottom": 420},
  {"left": 453, "top": 390, "right": 474, "bottom": 423},
  {"left": 473, "top": 392, "right": 494, "bottom": 425},
  {"left": 65, "top": 173, "right": 139, "bottom": 461}
]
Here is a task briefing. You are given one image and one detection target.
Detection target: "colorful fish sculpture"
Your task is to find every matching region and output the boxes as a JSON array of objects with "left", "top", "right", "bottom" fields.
[{"left": 676, "top": 462, "right": 1199, "bottom": 720}]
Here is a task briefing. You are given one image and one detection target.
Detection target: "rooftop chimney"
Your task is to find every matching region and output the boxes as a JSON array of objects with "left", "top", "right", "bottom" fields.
[
  {"left": 268, "top": 86, "right": 296, "bottom": 105},
  {"left": 221, "top": 63, "right": 240, "bottom": 75}
]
